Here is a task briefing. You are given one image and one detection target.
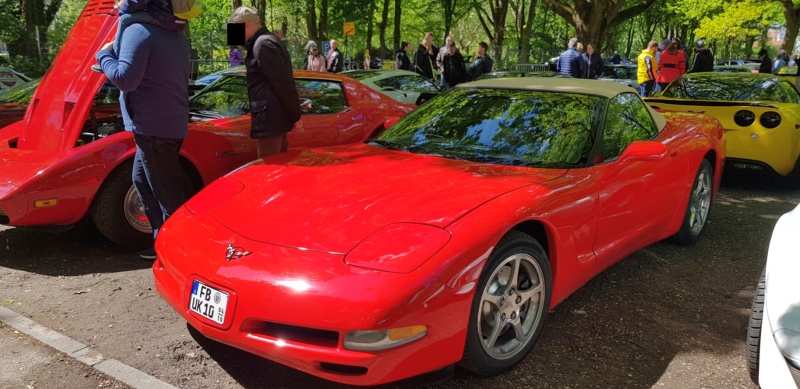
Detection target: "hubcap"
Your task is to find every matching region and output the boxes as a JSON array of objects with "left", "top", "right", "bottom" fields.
[
  {"left": 124, "top": 186, "right": 152, "bottom": 233},
  {"left": 688, "top": 168, "right": 712, "bottom": 235},
  {"left": 478, "top": 253, "right": 546, "bottom": 360}
]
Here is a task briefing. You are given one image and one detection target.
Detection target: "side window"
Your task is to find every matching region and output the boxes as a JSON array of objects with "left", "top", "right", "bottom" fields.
[
  {"left": 295, "top": 79, "right": 347, "bottom": 114},
  {"left": 781, "top": 81, "right": 800, "bottom": 104},
  {"left": 373, "top": 77, "right": 401, "bottom": 90},
  {"left": 603, "top": 93, "right": 658, "bottom": 159}
]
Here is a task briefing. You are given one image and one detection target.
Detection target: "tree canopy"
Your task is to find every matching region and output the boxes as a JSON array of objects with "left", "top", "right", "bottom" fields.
[{"left": 3, "top": 0, "right": 800, "bottom": 77}]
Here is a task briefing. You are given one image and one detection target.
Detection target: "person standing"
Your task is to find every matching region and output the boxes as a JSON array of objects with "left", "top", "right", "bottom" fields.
[
  {"left": 436, "top": 35, "right": 454, "bottom": 87},
  {"left": 773, "top": 50, "right": 788, "bottom": 74},
  {"left": 95, "top": 3, "right": 191, "bottom": 259},
  {"left": 414, "top": 33, "right": 437, "bottom": 80},
  {"left": 229, "top": 46, "right": 243, "bottom": 67},
  {"left": 442, "top": 42, "right": 467, "bottom": 88},
  {"left": 327, "top": 39, "right": 344, "bottom": 73},
  {"left": 395, "top": 41, "right": 412, "bottom": 71},
  {"left": 468, "top": 42, "right": 493, "bottom": 81},
  {"left": 758, "top": 49, "right": 772, "bottom": 74},
  {"left": 226, "top": 6, "right": 302, "bottom": 159},
  {"left": 656, "top": 39, "right": 685, "bottom": 90},
  {"left": 556, "top": 37, "right": 584, "bottom": 78},
  {"left": 305, "top": 41, "right": 326, "bottom": 72},
  {"left": 688, "top": 39, "right": 714, "bottom": 73},
  {"left": 612, "top": 51, "right": 621, "bottom": 64},
  {"left": 637, "top": 40, "right": 659, "bottom": 97},
  {"left": 585, "top": 43, "right": 604, "bottom": 79}
]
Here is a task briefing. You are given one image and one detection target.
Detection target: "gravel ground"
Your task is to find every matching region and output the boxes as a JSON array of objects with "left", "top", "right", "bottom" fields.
[{"left": 0, "top": 172, "right": 797, "bottom": 388}]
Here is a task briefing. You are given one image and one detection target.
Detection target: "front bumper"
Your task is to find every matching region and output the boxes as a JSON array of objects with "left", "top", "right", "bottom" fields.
[{"left": 153, "top": 207, "right": 470, "bottom": 385}]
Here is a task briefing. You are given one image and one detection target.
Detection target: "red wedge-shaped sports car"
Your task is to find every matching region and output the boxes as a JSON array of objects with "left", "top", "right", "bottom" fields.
[
  {"left": 153, "top": 78, "right": 726, "bottom": 385},
  {"left": 0, "top": 0, "right": 413, "bottom": 248}
]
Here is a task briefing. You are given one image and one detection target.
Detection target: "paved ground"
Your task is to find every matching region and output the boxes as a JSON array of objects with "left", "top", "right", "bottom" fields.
[{"left": 1, "top": 172, "right": 797, "bottom": 388}]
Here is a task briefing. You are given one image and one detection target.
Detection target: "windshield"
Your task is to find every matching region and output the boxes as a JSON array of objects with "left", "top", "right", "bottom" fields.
[
  {"left": 375, "top": 88, "right": 604, "bottom": 168},
  {"left": 0, "top": 79, "right": 39, "bottom": 105},
  {"left": 663, "top": 74, "right": 790, "bottom": 101},
  {"left": 189, "top": 74, "right": 248, "bottom": 118}
]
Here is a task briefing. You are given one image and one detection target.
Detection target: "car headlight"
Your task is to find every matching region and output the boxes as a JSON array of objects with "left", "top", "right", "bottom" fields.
[
  {"left": 344, "top": 223, "right": 451, "bottom": 273},
  {"left": 184, "top": 176, "right": 244, "bottom": 215},
  {"left": 734, "top": 110, "right": 755, "bottom": 127},
  {"left": 760, "top": 111, "right": 782, "bottom": 129},
  {"left": 344, "top": 325, "right": 427, "bottom": 351}
]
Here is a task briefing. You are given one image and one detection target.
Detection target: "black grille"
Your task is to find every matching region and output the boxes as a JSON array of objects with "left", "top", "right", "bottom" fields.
[
  {"left": 0, "top": 209, "right": 9, "bottom": 225},
  {"left": 243, "top": 321, "right": 339, "bottom": 348}
]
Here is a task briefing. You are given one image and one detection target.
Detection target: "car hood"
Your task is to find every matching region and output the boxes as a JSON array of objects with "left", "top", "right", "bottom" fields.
[{"left": 206, "top": 144, "right": 565, "bottom": 254}]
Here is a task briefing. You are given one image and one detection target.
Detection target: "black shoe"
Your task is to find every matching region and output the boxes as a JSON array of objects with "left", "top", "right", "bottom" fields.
[
  {"left": 91, "top": 64, "right": 103, "bottom": 73},
  {"left": 139, "top": 247, "right": 156, "bottom": 260}
]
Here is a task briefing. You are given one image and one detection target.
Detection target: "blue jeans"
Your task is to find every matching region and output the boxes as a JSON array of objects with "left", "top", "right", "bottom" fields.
[
  {"left": 640, "top": 80, "right": 655, "bottom": 97},
  {"left": 132, "top": 133, "right": 186, "bottom": 241}
]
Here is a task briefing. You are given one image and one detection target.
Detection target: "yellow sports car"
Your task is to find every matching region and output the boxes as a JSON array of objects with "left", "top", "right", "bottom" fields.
[{"left": 645, "top": 73, "right": 800, "bottom": 182}]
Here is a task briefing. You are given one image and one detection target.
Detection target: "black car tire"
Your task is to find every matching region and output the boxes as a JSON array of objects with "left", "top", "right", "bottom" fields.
[
  {"left": 673, "top": 159, "right": 714, "bottom": 245},
  {"left": 747, "top": 268, "right": 766, "bottom": 385},
  {"left": 459, "top": 230, "right": 551, "bottom": 376},
  {"left": 91, "top": 162, "right": 152, "bottom": 249}
]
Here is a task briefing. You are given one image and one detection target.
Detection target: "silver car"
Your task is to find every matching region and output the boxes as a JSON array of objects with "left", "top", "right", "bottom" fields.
[{"left": 342, "top": 69, "right": 440, "bottom": 105}]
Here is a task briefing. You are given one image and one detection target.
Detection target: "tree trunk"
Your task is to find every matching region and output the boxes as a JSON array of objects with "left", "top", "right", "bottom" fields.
[
  {"left": 781, "top": 0, "right": 800, "bottom": 53},
  {"left": 366, "top": 0, "right": 376, "bottom": 52},
  {"left": 511, "top": 0, "right": 536, "bottom": 63},
  {"left": 542, "top": 0, "right": 657, "bottom": 52},
  {"left": 393, "top": 0, "right": 401, "bottom": 51},
  {"left": 319, "top": 0, "right": 328, "bottom": 40},
  {"left": 379, "top": 0, "right": 390, "bottom": 57},
  {"left": 306, "top": 0, "right": 318, "bottom": 41},
  {"left": 475, "top": 0, "right": 510, "bottom": 66},
  {"left": 443, "top": 0, "right": 457, "bottom": 41},
  {"left": 254, "top": 0, "right": 266, "bottom": 29},
  {"left": 11, "top": 0, "right": 62, "bottom": 59}
]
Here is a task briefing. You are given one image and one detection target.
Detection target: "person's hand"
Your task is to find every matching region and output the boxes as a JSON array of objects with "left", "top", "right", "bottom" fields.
[
  {"left": 100, "top": 41, "right": 114, "bottom": 51},
  {"left": 113, "top": 0, "right": 124, "bottom": 10},
  {"left": 292, "top": 120, "right": 304, "bottom": 131}
]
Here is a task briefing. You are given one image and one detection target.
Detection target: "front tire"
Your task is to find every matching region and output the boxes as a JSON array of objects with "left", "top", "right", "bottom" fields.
[
  {"left": 459, "top": 231, "right": 551, "bottom": 376},
  {"left": 91, "top": 162, "right": 152, "bottom": 249},
  {"left": 673, "top": 159, "right": 713, "bottom": 244},
  {"left": 746, "top": 268, "right": 766, "bottom": 384}
]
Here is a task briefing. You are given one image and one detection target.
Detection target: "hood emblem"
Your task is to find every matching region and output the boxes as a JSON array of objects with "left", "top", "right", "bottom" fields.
[{"left": 225, "top": 244, "right": 252, "bottom": 261}]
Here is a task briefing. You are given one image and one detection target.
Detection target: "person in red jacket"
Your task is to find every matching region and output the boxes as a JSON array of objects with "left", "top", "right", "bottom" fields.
[{"left": 656, "top": 39, "right": 686, "bottom": 91}]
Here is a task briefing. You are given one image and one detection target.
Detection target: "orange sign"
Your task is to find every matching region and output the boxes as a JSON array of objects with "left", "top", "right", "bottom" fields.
[{"left": 344, "top": 22, "right": 355, "bottom": 36}]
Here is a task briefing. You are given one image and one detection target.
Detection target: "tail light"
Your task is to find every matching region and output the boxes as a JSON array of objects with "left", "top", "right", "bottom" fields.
[
  {"left": 734, "top": 110, "right": 755, "bottom": 127},
  {"left": 760, "top": 111, "right": 781, "bottom": 129}
]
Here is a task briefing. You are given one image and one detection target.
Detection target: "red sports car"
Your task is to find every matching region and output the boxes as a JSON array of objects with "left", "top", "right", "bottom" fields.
[
  {"left": 0, "top": 0, "right": 413, "bottom": 248},
  {"left": 153, "top": 78, "right": 727, "bottom": 385}
]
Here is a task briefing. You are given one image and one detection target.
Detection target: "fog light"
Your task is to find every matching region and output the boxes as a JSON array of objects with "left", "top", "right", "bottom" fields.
[
  {"left": 34, "top": 198, "right": 58, "bottom": 208},
  {"left": 344, "top": 325, "right": 427, "bottom": 351}
]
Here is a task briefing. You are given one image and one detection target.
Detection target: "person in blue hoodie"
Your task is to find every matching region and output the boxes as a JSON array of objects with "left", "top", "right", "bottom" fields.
[{"left": 94, "top": 3, "right": 191, "bottom": 259}]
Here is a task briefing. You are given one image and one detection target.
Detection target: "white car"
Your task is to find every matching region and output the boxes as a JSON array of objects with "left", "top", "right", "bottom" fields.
[
  {"left": 342, "top": 69, "right": 440, "bottom": 105},
  {"left": 748, "top": 202, "right": 800, "bottom": 387}
]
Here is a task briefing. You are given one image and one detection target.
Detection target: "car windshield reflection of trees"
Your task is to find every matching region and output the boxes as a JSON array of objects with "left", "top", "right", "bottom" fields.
[
  {"left": 189, "top": 75, "right": 249, "bottom": 119},
  {"left": 664, "top": 75, "right": 791, "bottom": 102},
  {"left": 375, "top": 88, "right": 603, "bottom": 167}
]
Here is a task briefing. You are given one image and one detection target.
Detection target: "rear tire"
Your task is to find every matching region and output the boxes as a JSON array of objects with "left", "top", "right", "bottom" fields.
[
  {"left": 459, "top": 231, "right": 551, "bottom": 376},
  {"left": 672, "top": 159, "right": 713, "bottom": 245},
  {"left": 746, "top": 268, "right": 766, "bottom": 385}
]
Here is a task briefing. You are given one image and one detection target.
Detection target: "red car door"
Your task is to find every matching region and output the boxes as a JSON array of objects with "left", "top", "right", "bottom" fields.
[
  {"left": 592, "top": 93, "right": 689, "bottom": 267},
  {"left": 291, "top": 79, "right": 364, "bottom": 148}
]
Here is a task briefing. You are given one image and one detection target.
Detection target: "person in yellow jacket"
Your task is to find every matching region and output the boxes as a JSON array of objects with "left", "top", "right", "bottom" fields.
[{"left": 637, "top": 41, "right": 659, "bottom": 97}]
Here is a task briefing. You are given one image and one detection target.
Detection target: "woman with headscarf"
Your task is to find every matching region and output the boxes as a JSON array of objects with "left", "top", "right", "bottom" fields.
[{"left": 305, "top": 41, "right": 326, "bottom": 72}]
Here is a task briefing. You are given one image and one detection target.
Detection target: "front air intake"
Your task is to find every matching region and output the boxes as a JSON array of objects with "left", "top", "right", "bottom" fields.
[{"left": 0, "top": 208, "right": 9, "bottom": 224}]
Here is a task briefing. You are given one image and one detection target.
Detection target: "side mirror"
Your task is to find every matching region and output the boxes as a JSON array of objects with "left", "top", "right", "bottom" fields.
[
  {"left": 384, "top": 116, "right": 401, "bottom": 129},
  {"left": 615, "top": 141, "right": 667, "bottom": 165}
]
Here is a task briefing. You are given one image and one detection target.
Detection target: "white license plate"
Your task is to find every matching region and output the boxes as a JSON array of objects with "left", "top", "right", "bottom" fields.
[{"left": 190, "top": 280, "right": 229, "bottom": 325}]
